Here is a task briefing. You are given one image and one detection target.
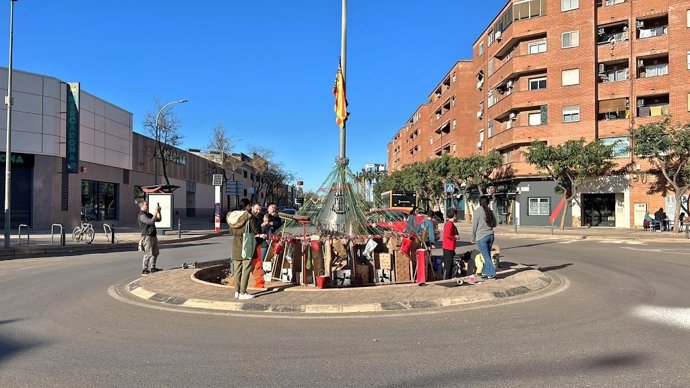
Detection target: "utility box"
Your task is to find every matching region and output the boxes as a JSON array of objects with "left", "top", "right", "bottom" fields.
[{"left": 633, "top": 202, "right": 647, "bottom": 228}]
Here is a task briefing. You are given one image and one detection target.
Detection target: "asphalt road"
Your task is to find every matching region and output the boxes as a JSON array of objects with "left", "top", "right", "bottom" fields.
[{"left": 1, "top": 235, "right": 689, "bottom": 387}]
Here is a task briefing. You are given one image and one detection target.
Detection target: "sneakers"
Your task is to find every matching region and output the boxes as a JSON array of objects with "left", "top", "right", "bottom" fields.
[
  {"left": 141, "top": 268, "right": 150, "bottom": 275},
  {"left": 483, "top": 274, "right": 496, "bottom": 280},
  {"left": 468, "top": 275, "right": 476, "bottom": 285},
  {"left": 150, "top": 267, "right": 162, "bottom": 273},
  {"left": 234, "top": 291, "right": 240, "bottom": 299},
  {"left": 238, "top": 293, "right": 254, "bottom": 300}
]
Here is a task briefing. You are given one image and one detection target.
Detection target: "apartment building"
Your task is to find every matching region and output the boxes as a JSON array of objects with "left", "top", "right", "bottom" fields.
[
  {"left": 389, "top": 0, "right": 690, "bottom": 228},
  {"left": 387, "top": 61, "right": 476, "bottom": 172}
]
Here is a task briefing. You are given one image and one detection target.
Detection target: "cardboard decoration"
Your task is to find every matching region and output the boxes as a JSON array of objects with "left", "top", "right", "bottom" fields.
[
  {"left": 378, "top": 253, "right": 392, "bottom": 270},
  {"left": 324, "top": 239, "right": 333, "bottom": 277},
  {"left": 333, "top": 269, "right": 352, "bottom": 287},
  {"left": 395, "top": 251, "right": 412, "bottom": 282},
  {"left": 377, "top": 268, "right": 395, "bottom": 283},
  {"left": 355, "top": 264, "right": 371, "bottom": 285}
]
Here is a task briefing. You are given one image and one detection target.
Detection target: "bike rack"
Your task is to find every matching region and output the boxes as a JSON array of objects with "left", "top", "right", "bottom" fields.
[
  {"left": 18, "top": 224, "right": 30, "bottom": 246},
  {"left": 103, "top": 223, "right": 117, "bottom": 243},
  {"left": 51, "top": 224, "right": 66, "bottom": 246}
]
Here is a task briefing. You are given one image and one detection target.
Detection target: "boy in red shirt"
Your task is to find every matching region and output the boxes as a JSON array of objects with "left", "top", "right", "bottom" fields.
[{"left": 442, "top": 209, "right": 459, "bottom": 279}]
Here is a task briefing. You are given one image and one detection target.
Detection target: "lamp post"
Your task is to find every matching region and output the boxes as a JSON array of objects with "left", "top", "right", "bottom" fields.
[
  {"left": 4, "top": 0, "right": 17, "bottom": 248},
  {"left": 153, "top": 99, "right": 187, "bottom": 185}
]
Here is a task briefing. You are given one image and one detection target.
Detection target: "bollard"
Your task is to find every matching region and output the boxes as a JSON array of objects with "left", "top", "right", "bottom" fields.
[
  {"left": 61, "top": 227, "right": 66, "bottom": 246},
  {"left": 111, "top": 224, "right": 115, "bottom": 244},
  {"left": 178, "top": 219, "right": 181, "bottom": 239}
]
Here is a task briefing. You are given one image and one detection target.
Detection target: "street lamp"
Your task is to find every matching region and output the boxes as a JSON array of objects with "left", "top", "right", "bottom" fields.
[
  {"left": 4, "top": 0, "right": 17, "bottom": 248},
  {"left": 153, "top": 99, "right": 187, "bottom": 184}
]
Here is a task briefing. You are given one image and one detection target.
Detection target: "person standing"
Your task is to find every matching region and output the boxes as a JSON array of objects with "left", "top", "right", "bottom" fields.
[
  {"left": 471, "top": 196, "right": 497, "bottom": 279},
  {"left": 138, "top": 200, "right": 162, "bottom": 275},
  {"left": 442, "top": 208, "right": 459, "bottom": 280},
  {"left": 405, "top": 206, "right": 420, "bottom": 234},
  {"left": 229, "top": 201, "right": 262, "bottom": 299},
  {"left": 419, "top": 211, "right": 436, "bottom": 248}
]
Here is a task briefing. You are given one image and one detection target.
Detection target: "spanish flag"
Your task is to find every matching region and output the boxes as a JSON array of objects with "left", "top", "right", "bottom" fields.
[{"left": 333, "top": 62, "right": 348, "bottom": 128}]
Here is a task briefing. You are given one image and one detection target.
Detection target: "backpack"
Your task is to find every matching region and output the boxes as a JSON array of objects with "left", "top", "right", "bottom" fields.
[{"left": 227, "top": 210, "right": 247, "bottom": 229}]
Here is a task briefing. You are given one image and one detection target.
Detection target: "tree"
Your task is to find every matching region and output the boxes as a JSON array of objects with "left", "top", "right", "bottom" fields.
[
  {"left": 525, "top": 139, "right": 616, "bottom": 230},
  {"left": 206, "top": 124, "right": 241, "bottom": 175},
  {"left": 143, "top": 101, "right": 184, "bottom": 186},
  {"left": 262, "top": 164, "right": 295, "bottom": 206},
  {"left": 630, "top": 117, "right": 690, "bottom": 233}
]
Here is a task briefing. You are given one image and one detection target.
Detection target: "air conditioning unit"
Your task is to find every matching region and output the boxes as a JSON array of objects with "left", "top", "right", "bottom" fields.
[
  {"left": 636, "top": 20, "right": 644, "bottom": 28},
  {"left": 476, "top": 141, "right": 483, "bottom": 150},
  {"left": 476, "top": 80, "right": 484, "bottom": 90},
  {"left": 495, "top": 30, "right": 502, "bottom": 41},
  {"left": 477, "top": 110, "right": 483, "bottom": 119},
  {"left": 637, "top": 59, "right": 645, "bottom": 67},
  {"left": 507, "top": 79, "right": 514, "bottom": 89},
  {"left": 598, "top": 27, "right": 605, "bottom": 35},
  {"left": 509, "top": 112, "right": 517, "bottom": 120},
  {"left": 598, "top": 64, "right": 606, "bottom": 74},
  {"left": 637, "top": 98, "right": 645, "bottom": 107}
]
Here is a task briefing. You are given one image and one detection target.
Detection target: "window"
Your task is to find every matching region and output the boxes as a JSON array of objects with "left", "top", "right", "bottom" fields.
[
  {"left": 488, "top": 30, "right": 495, "bottom": 46},
  {"left": 243, "top": 170, "right": 247, "bottom": 178},
  {"left": 529, "top": 113, "right": 542, "bottom": 126},
  {"left": 562, "top": 69, "right": 580, "bottom": 86},
  {"left": 452, "top": 119, "right": 456, "bottom": 129},
  {"left": 563, "top": 105, "right": 580, "bottom": 122},
  {"left": 81, "top": 180, "right": 119, "bottom": 221},
  {"left": 562, "top": 31, "right": 579, "bottom": 48},
  {"left": 687, "top": 51, "right": 690, "bottom": 69},
  {"left": 600, "top": 137, "right": 630, "bottom": 158},
  {"left": 513, "top": 0, "right": 546, "bottom": 21},
  {"left": 687, "top": 93, "right": 690, "bottom": 111},
  {"left": 528, "top": 197, "right": 550, "bottom": 216},
  {"left": 606, "top": 67, "right": 629, "bottom": 82},
  {"left": 479, "top": 130, "right": 485, "bottom": 142},
  {"left": 488, "top": 121, "right": 494, "bottom": 137},
  {"left": 529, "top": 76, "right": 547, "bottom": 90},
  {"left": 528, "top": 40, "right": 547, "bottom": 54},
  {"left": 687, "top": 10, "right": 690, "bottom": 27},
  {"left": 645, "top": 63, "right": 668, "bottom": 77},
  {"left": 562, "top": 0, "right": 578, "bottom": 11},
  {"left": 479, "top": 42, "right": 485, "bottom": 56}
]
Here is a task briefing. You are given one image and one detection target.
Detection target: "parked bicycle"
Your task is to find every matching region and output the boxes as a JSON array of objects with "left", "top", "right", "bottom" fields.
[{"left": 73, "top": 219, "right": 95, "bottom": 244}]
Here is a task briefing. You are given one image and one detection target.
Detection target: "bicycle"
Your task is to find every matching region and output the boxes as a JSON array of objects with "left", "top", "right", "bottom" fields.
[{"left": 72, "top": 219, "right": 95, "bottom": 244}]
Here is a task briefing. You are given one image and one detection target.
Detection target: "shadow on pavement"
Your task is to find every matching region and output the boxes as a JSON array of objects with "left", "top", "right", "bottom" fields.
[
  {"left": 0, "top": 319, "right": 45, "bottom": 367},
  {"left": 501, "top": 241, "right": 563, "bottom": 250}
]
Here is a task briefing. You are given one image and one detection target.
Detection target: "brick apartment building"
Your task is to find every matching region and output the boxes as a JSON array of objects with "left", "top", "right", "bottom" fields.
[{"left": 388, "top": 0, "right": 690, "bottom": 228}]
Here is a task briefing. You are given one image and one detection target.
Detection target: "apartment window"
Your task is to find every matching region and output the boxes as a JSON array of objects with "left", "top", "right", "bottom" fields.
[
  {"left": 687, "top": 93, "right": 690, "bottom": 111},
  {"left": 562, "top": 0, "right": 579, "bottom": 11},
  {"left": 562, "top": 31, "right": 579, "bottom": 48},
  {"left": 599, "top": 98, "right": 629, "bottom": 120},
  {"left": 452, "top": 143, "right": 456, "bottom": 153},
  {"left": 488, "top": 121, "right": 494, "bottom": 138},
  {"left": 687, "top": 10, "right": 690, "bottom": 27},
  {"left": 488, "top": 59, "right": 494, "bottom": 75},
  {"left": 562, "top": 69, "right": 580, "bottom": 86},
  {"left": 687, "top": 51, "right": 690, "bottom": 69},
  {"left": 479, "top": 130, "right": 485, "bottom": 142},
  {"left": 528, "top": 40, "right": 547, "bottom": 54},
  {"left": 479, "top": 42, "right": 485, "bottom": 56},
  {"left": 528, "top": 112, "right": 542, "bottom": 126},
  {"left": 600, "top": 137, "right": 630, "bottom": 158},
  {"left": 645, "top": 63, "right": 669, "bottom": 77},
  {"left": 452, "top": 119, "right": 456, "bottom": 129},
  {"left": 528, "top": 197, "right": 550, "bottom": 216},
  {"left": 563, "top": 105, "right": 580, "bottom": 123},
  {"left": 243, "top": 170, "right": 247, "bottom": 178},
  {"left": 529, "top": 76, "right": 547, "bottom": 90},
  {"left": 488, "top": 30, "right": 495, "bottom": 46},
  {"left": 513, "top": 0, "right": 546, "bottom": 21}
]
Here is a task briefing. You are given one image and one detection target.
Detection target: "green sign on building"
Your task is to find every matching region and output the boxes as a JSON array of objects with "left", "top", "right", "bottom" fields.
[{"left": 66, "top": 82, "right": 80, "bottom": 174}]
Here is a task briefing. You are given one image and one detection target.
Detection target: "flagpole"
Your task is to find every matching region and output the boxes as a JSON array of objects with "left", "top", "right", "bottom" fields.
[{"left": 338, "top": 0, "right": 347, "bottom": 162}]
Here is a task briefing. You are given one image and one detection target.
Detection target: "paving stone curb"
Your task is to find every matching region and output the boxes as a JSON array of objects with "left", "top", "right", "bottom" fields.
[
  {"left": 494, "top": 230, "right": 689, "bottom": 243},
  {"left": 124, "top": 268, "right": 552, "bottom": 315}
]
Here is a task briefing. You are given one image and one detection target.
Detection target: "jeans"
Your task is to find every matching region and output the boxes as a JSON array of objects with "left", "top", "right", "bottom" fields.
[{"left": 477, "top": 234, "right": 496, "bottom": 277}]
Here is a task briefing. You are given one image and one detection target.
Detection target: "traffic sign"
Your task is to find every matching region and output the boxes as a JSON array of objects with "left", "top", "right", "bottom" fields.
[{"left": 444, "top": 183, "right": 455, "bottom": 193}]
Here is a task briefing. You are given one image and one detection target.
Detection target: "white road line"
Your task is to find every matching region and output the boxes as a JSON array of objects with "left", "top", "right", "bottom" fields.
[{"left": 632, "top": 305, "right": 690, "bottom": 330}]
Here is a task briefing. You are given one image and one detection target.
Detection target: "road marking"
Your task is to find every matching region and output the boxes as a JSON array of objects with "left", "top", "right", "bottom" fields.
[
  {"left": 598, "top": 240, "right": 646, "bottom": 245},
  {"left": 632, "top": 305, "right": 690, "bottom": 330},
  {"left": 557, "top": 240, "right": 583, "bottom": 244}
]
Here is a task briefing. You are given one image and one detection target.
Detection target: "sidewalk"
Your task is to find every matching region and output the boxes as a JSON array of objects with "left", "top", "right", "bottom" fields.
[
  {"left": 0, "top": 218, "right": 224, "bottom": 260},
  {"left": 492, "top": 224, "right": 690, "bottom": 242},
  {"left": 122, "top": 261, "right": 553, "bottom": 315}
]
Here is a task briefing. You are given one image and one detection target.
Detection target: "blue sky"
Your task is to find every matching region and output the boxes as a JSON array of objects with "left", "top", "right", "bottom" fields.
[{"left": 1, "top": 0, "right": 504, "bottom": 191}]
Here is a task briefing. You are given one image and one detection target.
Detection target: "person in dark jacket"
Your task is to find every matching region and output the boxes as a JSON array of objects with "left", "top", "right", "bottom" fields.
[
  {"left": 138, "top": 200, "right": 161, "bottom": 275},
  {"left": 230, "top": 202, "right": 264, "bottom": 299}
]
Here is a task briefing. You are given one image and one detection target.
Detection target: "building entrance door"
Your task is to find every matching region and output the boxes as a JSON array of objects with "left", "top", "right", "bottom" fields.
[{"left": 582, "top": 193, "right": 616, "bottom": 227}]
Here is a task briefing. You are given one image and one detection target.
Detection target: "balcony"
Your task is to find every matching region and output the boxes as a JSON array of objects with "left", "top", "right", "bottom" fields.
[
  {"left": 490, "top": 53, "right": 547, "bottom": 87},
  {"left": 597, "top": 1, "right": 629, "bottom": 25},
  {"left": 493, "top": 20, "right": 548, "bottom": 60},
  {"left": 490, "top": 88, "right": 549, "bottom": 119},
  {"left": 634, "top": 34, "right": 669, "bottom": 57},
  {"left": 636, "top": 15, "right": 668, "bottom": 40},
  {"left": 486, "top": 125, "right": 543, "bottom": 151}
]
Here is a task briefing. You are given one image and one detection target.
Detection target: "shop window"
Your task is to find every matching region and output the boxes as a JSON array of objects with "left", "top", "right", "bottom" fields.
[
  {"left": 562, "top": 31, "right": 579, "bottom": 48},
  {"left": 563, "top": 105, "right": 580, "bottom": 123},
  {"left": 528, "top": 197, "right": 550, "bottom": 216},
  {"left": 562, "top": 69, "right": 580, "bottom": 86},
  {"left": 82, "top": 180, "right": 118, "bottom": 221},
  {"left": 562, "top": 0, "right": 578, "bottom": 12}
]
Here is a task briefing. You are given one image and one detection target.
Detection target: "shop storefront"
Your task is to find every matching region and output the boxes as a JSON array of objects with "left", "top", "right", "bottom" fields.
[{"left": 0, "top": 153, "right": 34, "bottom": 228}]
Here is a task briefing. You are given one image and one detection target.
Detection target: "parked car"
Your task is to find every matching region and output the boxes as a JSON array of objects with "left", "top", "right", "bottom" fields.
[
  {"left": 365, "top": 208, "right": 425, "bottom": 232},
  {"left": 280, "top": 207, "right": 297, "bottom": 215}
]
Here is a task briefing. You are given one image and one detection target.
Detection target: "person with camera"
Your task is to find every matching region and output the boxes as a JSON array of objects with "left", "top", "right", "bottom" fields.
[{"left": 138, "top": 200, "right": 162, "bottom": 275}]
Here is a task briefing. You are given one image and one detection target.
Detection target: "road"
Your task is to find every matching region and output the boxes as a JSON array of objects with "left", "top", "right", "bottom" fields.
[{"left": 1, "top": 235, "right": 689, "bottom": 387}]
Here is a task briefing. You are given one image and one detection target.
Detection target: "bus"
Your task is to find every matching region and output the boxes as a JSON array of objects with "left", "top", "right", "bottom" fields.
[{"left": 380, "top": 190, "right": 417, "bottom": 209}]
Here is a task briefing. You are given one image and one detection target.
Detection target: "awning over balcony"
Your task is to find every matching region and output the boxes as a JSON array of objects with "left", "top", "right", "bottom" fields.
[{"left": 598, "top": 98, "right": 627, "bottom": 113}]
